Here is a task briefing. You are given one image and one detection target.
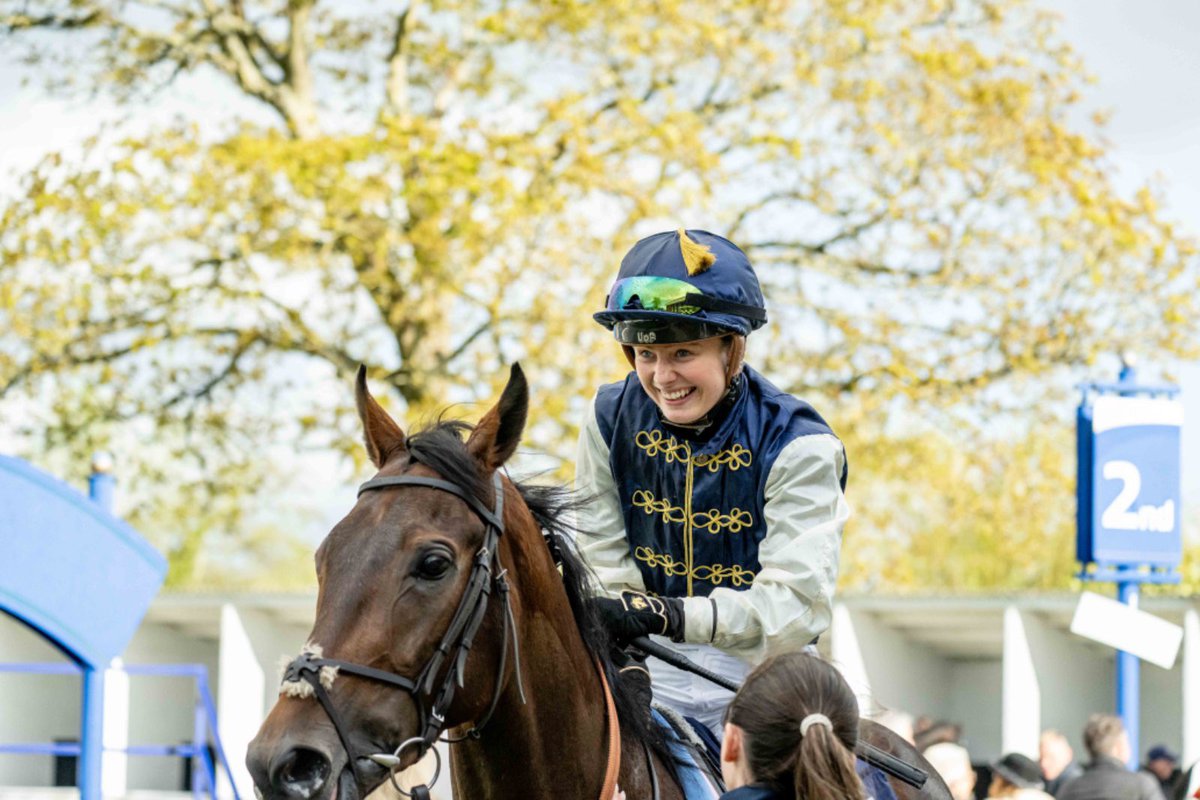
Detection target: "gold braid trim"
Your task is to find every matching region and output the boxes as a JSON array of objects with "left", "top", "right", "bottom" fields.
[
  {"left": 692, "top": 507, "right": 754, "bottom": 535},
  {"left": 693, "top": 444, "right": 752, "bottom": 472},
  {"left": 633, "top": 490, "right": 753, "bottom": 534},
  {"left": 635, "top": 430, "right": 689, "bottom": 463},
  {"left": 635, "top": 430, "right": 753, "bottom": 473},
  {"left": 632, "top": 489, "right": 686, "bottom": 524},
  {"left": 634, "top": 546, "right": 756, "bottom": 588}
]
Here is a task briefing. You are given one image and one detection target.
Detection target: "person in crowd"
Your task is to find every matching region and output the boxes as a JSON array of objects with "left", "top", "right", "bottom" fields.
[
  {"left": 989, "top": 753, "right": 1054, "bottom": 800},
  {"left": 876, "top": 709, "right": 916, "bottom": 745},
  {"left": 1140, "top": 746, "right": 1183, "bottom": 800},
  {"left": 915, "top": 720, "right": 964, "bottom": 753},
  {"left": 1058, "top": 715, "right": 1165, "bottom": 800},
  {"left": 1041, "top": 730, "right": 1085, "bottom": 797},
  {"left": 924, "top": 742, "right": 977, "bottom": 800},
  {"left": 717, "top": 651, "right": 865, "bottom": 800},
  {"left": 576, "top": 229, "right": 849, "bottom": 734}
]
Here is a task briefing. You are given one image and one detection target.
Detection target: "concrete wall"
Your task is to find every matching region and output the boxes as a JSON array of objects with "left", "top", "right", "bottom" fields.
[
  {"left": 947, "top": 659, "right": 1003, "bottom": 761},
  {"left": 829, "top": 599, "right": 1194, "bottom": 770},
  {"left": 4, "top": 595, "right": 1199, "bottom": 796},
  {"left": 1184, "top": 610, "right": 1200, "bottom": 766},
  {"left": 1141, "top": 640, "right": 1184, "bottom": 761},
  {"left": 1017, "top": 609, "right": 1113, "bottom": 761},
  {"left": 122, "top": 623, "right": 219, "bottom": 792},
  {"left": 0, "top": 612, "right": 81, "bottom": 788},
  {"left": 0, "top": 611, "right": 223, "bottom": 794},
  {"left": 216, "top": 604, "right": 309, "bottom": 799},
  {"left": 831, "top": 606, "right": 953, "bottom": 720}
]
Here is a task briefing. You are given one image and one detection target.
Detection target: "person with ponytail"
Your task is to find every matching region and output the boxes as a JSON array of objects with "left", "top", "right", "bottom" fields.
[
  {"left": 576, "top": 229, "right": 849, "bottom": 734},
  {"left": 719, "top": 652, "right": 866, "bottom": 800}
]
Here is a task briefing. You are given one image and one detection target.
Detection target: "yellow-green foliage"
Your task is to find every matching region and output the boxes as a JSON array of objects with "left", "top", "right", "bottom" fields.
[{"left": 1, "top": 0, "right": 1196, "bottom": 589}]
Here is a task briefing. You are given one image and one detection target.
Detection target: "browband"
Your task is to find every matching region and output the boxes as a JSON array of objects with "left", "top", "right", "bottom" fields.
[{"left": 358, "top": 474, "right": 505, "bottom": 531}]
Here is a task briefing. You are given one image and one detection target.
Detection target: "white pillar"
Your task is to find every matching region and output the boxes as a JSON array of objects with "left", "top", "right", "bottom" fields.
[
  {"left": 101, "top": 659, "right": 129, "bottom": 798},
  {"left": 1183, "top": 608, "right": 1200, "bottom": 768},
  {"left": 830, "top": 603, "right": 874, "bottom": 716},
  {"left": 1002, "top": 606, "right": 1040, "bottom": 756},
  {"left": 218, "top": 605, "right": 267, "bottom": 800}
]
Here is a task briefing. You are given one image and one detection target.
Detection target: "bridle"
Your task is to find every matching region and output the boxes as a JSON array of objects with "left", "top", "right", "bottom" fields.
[{"left": 280, "top": 471, "right": 526, "bottom": 800}]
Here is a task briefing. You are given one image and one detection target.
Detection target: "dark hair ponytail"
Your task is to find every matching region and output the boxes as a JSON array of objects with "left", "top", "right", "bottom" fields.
[
  {"left": 793, "top": 717, "right": 862, "bottom": 800},
  {"left": 726, "top": 652, "right": 865, "bottom": 800}
]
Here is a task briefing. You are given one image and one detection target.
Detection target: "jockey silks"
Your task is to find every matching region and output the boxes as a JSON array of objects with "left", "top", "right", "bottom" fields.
[{"left": 591, "top": 365, "right": 847, "bottom": 600}]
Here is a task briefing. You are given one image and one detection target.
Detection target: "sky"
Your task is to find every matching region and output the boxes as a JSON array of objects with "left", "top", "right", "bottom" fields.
[
  {"left": 1046, "top": 0, "right": 1200, "bottom": 508},
  {"left": 1, "top": 1, "right": 1198, "bottom": 537}
]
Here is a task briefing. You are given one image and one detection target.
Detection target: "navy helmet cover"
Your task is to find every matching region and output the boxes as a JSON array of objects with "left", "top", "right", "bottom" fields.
[{"left": 593, "top": 229, "right": 767, "bottom": 338}]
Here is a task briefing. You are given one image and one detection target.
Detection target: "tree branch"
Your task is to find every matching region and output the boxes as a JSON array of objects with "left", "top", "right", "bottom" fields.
[
  {"left": 280, "top": 0, "right": 317, "bottom": 136},
  {"left": 162, "top": 334, "right": 257, "bottom": 409},
  {"left": 385, "top": 2, "right": 419, "bottom": 116},
  {"left": 435, "top": 316, "right": 493, "bottom": 370},
  {"left": 749, "top": 208, "right": 889, "bottom": 256},
  {"left": 2, "top": 9, "right": 104, "bottom": 31},
  {"left": 184, "top": 0, "right": 315, "bottom": 137}
]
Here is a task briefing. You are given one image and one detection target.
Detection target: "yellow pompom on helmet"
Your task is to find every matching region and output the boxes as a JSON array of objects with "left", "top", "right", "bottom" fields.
[{"left": 594, "top": 229, "right": 767, "bottom": 380}]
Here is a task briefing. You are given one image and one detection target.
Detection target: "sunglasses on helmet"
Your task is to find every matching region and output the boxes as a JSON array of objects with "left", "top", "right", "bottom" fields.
[{"left": 605, "top": 276, "right": 766, "bottom": 322}]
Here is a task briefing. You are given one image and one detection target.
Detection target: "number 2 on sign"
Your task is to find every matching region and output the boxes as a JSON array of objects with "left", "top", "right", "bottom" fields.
[{"left": 1101, "top": 460, "right": 1175, "bottom": 533}]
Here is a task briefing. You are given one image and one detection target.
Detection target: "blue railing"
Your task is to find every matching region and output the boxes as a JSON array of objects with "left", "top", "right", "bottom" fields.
[{"left": 0, "top": 662, "right": 242, "bottom": 800}]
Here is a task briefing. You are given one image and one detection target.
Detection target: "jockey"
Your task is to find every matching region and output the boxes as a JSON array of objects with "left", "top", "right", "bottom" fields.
[{"left": 576, "top": 228, "right": 850, "bottom": 736}]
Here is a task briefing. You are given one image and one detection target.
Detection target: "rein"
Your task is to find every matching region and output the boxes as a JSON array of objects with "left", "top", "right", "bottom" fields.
[
  {"left": 596, "top": 657, "right": 622, "bottom": 800},
  {"left": 280, "top": 470, "right": 621, "bottom": 800}
]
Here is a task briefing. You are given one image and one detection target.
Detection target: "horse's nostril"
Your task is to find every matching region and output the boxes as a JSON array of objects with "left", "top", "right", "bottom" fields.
[{"left": 273, "top": 747, "right": 331, "bottom": 798}]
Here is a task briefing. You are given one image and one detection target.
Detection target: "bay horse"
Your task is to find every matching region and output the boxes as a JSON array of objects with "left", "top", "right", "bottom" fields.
[{"left": 246, "top": 364, "right": 950, "bottom": 800}]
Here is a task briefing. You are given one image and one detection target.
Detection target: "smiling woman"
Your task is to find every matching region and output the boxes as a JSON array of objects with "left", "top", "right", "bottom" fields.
[
  {"left": 632, "top": 337, "right": 732, "bottom": 425},
  {"left": 578, "top": 229, "right": 851, "bottom": 739}
]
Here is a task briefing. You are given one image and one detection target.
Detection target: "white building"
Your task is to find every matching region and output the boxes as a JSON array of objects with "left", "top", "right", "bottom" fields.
[{"left": 1, "top": 592, "right": 1195, "bottom": 797}]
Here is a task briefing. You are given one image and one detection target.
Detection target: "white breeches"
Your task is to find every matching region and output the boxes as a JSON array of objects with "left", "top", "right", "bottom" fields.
[{"left": 645, "top": 638, "right": 751, "bottom": 739}]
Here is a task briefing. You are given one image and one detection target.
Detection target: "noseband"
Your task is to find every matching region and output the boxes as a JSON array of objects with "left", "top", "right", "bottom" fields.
[{"left": 280, "top": 471, "right": 526, "bottom": 799}]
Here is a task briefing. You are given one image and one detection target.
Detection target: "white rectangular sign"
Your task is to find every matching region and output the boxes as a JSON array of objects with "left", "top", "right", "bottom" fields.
[{"left": 1070, "top": 591, "right": 1183, "bottom": 669}]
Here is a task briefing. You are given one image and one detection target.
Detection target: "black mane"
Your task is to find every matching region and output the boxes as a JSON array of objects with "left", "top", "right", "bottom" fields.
[
  {"left": 405, "top": 419, "right": 674, "bottom": 767},
  {"left": 406, "top": 420, "right": 493, "bottom": 505}
]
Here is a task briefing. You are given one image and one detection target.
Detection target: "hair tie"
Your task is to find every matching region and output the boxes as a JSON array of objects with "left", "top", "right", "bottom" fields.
[{"left": 799, "top": 713, "right": 833, "bottom": 737}]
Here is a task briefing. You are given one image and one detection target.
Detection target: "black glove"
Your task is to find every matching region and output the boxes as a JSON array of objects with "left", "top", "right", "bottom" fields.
[{"left": 595, "top": 590, "right": 684, "bottom": 645}]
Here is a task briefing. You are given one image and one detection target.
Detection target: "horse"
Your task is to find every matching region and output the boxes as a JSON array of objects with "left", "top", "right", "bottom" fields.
[{"left": 246, "top": 364, "right": 951, "bottom": 800}]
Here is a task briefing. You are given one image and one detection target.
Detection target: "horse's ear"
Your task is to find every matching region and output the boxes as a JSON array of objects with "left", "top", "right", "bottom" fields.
[
  {"left": 355, "top": 365, "right": 407, "bottom": 468},
  {"left": 467, "top": 363, "right": 528, "bottom": 471}
]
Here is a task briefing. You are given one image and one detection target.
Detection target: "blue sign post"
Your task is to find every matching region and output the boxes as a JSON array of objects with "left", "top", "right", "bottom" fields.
[{"left": 1077, "top": 364, "right": 1182, "bottom": 766}]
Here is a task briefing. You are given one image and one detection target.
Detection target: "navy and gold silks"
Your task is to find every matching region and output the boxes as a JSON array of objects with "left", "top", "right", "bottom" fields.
[{"left": 594, "top": 365, "right": 846, "bottom": 599}]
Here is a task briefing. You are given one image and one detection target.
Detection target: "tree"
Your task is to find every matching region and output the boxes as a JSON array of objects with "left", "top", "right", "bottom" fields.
[
  {"left": 839, "top": 415, "right": 1080, "bottom": 592},
  {"left": 1, "top": 0, "right": 1196, "bottom": 588}
]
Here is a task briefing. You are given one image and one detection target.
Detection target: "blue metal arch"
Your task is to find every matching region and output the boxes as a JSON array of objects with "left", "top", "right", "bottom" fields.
[
  {"left": 0, "top": 454, "right": 166, "bottom": 668},
  {"left": 0, "top": 454, "right": 166, "bottom": 799}
]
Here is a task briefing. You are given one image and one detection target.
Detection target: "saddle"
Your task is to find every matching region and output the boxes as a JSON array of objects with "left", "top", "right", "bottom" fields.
[{"left": 652, "top": 703, "right": 724, "bottom": 798}]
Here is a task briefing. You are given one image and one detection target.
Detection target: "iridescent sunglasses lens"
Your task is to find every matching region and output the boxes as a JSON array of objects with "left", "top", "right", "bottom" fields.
[{"left": 605, "top": 277, "right": 703, "bottom": 315}]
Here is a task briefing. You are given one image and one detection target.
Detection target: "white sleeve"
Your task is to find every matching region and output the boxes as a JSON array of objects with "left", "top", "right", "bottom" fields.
[
  {"left": 680, "top": 433, "right": 849, "bottom": 662},
  {"left": 573, "top": 398, "right": 646, "bottom": 597}
]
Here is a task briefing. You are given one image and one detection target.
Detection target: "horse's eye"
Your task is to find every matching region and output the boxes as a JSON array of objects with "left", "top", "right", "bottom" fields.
[{"left": 416, "top": 552, "right": 453, "bottom": 580}]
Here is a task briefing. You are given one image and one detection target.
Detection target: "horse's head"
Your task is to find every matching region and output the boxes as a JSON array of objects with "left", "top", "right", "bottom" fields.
[{"left": 247, "top": 364, "right": 530, "bottom": 800}]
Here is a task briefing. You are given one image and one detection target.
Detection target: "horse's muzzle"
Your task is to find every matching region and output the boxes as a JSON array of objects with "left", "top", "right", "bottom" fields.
[
  {"left": 271, "top": 746, "right": 331, "bottom": 798},
  {"left": 247, "top": 736, "right": 356, "bottom": 800}
]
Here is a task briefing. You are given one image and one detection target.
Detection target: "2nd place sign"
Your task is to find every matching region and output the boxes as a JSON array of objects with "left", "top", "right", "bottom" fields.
[{"left": 1078, "top": 394, "right": 1183, "bottom": 567}]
